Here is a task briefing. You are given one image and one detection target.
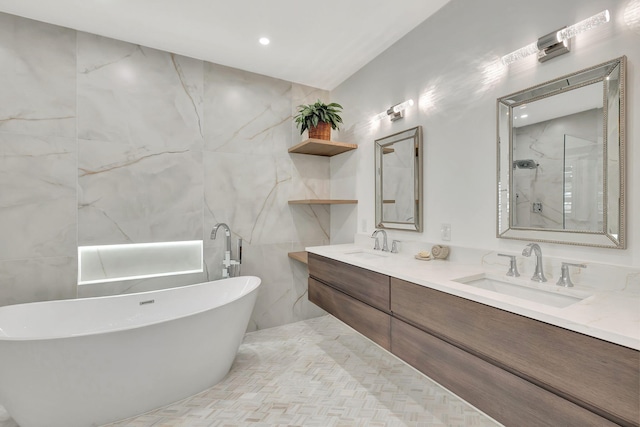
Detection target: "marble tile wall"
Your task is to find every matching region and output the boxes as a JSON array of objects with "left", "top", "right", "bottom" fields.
[
  {"left": 77, "top": 33, "right": 205, "bottom": 247},
  {"left": 0, "top": 14, "right": 78, "bottom": 306},
  {"left": 0, "top": 12, "right": 329, "bottom": 330}
]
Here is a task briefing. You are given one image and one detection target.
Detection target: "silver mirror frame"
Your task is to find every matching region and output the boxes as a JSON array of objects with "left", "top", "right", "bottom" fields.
[
  {"left": 496, "top": 56, "right": 626, "bottom": 249},
  {"left": 375, "top": 126, "right": 423, "bottom": 231}
]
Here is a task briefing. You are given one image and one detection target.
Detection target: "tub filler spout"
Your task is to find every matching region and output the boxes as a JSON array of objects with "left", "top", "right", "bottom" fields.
[{"left": 211, "top": 223, "right": 241, "bottom": 278}]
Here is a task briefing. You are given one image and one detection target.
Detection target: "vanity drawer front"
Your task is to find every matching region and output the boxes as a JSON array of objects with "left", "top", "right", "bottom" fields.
[
  {"left": 391, "top": 318, "right": 619, "bottom": 427},
  {"left": 309, "top": 277, "right": 390, "bottom": 350},
  {"left": 308, "top": 253, "right": 390, "bottom": 312},
  {"left": 390, "top": 278, "right": 640, "bottom": 427}
]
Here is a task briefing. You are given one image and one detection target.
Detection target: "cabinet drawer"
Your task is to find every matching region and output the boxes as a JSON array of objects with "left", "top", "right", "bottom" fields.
[
  {"left": 391, "top": 278, "right": 640, "bottom": 426},
  {"left": 308, "top": 253, "right": 390, "bottom": 312},
  {"left": 391, "top": 318, "right": 618, "bottom": 427},
  {"left": 309, "top": 277, "right": 390, "bottom": 350}
]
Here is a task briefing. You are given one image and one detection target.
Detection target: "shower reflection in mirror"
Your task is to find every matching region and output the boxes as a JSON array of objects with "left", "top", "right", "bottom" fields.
[
  {"left": 497, "top": 56, "right": 625, "bottom": 248},
  {"left": 511, "top": 92, "right": 603, "bottom": 232}
]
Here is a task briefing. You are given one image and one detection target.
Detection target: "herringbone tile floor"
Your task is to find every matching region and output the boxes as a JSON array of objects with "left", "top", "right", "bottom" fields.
[
  {"left": 106, "top": 315, "right": 501, "bottom": 426},
  {"left": 0, "top": 315, "right": 502, "bottom": 426}
]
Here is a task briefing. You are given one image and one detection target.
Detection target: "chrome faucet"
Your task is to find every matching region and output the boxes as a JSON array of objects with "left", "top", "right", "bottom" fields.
[
  {"left": 371, "top": 229, "right": 389, "bottom": 252},
  {"left": 497, "top": 253, "right": 520, "bottom": 277},
  {"left": 556, "top": 262, "right": 587, "bottom": 287},
  {"left": 211, "top": 223, "right": 231, "bottom": 252},
  {"left": 211, "top": 223, "right": 241, "bottom": 278},
  {"left": 522, "top": 243, "right": 546, "bottom": 282}
]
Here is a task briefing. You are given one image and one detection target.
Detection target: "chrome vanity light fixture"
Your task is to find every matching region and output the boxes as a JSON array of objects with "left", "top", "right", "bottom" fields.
[
  {"left": 372, "top": 99, "right": 414, "bottom": 122},
  {"left": 501, "top": 10, "right": 610, "bottom": 66}
]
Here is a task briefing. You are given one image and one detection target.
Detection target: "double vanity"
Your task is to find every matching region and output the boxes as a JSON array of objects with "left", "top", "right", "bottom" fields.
[
  {"left": 311, "top": 55, "right": 637, "bottom": 426},
  {"left": 306, "top": 243, "right": 639, "bottom": 427}
]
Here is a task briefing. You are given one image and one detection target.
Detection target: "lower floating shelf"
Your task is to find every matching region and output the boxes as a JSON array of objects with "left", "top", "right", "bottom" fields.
[
  {"left": 288, "top": 251, "right": 308, "bottom": 264},
  {"left": 288, "top": 199, "right": 358, "bottom": 205}
]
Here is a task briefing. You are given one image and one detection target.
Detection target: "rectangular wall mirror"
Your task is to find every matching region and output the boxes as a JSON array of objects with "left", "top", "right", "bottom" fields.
[
  {"left": 375, "top": 126, "right": 423, "bottom": 231},
  {"left": 497, "top": 56, "right": 626, "bottom": 248}
]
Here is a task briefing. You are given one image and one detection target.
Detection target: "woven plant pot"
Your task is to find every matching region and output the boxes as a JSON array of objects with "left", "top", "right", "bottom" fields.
[{"left": 308, "top": 122, "right": 331, "bottom": 140}]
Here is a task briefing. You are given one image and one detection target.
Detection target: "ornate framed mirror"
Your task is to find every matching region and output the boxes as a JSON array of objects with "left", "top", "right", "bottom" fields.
[
  {"left": 497, "top": 56, "right": 626, "bottom": 248},
  {"left": 375, "top": 126, "right": 423, "bottom": 231}
]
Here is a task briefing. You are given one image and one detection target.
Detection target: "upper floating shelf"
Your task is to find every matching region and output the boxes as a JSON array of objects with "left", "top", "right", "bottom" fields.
[{"left": 288, "top": 139, "right": 357, "bottom": 157}]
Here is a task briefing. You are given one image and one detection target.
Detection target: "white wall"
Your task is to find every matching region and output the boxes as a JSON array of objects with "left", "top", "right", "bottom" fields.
[{"left": 331, "top": 0, "right": 640, "bottom": 267}]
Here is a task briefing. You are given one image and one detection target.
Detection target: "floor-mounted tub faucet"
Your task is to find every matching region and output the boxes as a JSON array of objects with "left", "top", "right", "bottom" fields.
[
  {"left": 211, "top": 223, "right": 242, "bottom": 278},
  {"left": 522, "top": 243, "right": 546, "bottom": 282}
]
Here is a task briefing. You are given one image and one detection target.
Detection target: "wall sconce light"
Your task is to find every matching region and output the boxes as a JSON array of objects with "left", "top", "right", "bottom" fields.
[
  {"left": 501, "top": 10, "right": 610, "bottom": 66},
  {"left": 372, "top": 99, "right": 415, "bottom": 122}
]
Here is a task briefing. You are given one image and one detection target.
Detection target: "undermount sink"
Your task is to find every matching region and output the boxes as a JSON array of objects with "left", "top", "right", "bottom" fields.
[
  {"left": 342, "top": 249, "right": 390, "bottom": 260},
  {"left": 453, "top": 274, "right": 592, "bottom": 308}
]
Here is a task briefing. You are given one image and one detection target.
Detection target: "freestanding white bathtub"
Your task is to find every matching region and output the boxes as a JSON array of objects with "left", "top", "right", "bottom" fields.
[{"left": 0, "top": 276, "right": 261, "bottom": 427}]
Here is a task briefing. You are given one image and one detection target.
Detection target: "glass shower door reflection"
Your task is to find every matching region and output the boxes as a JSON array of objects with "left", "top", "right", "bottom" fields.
[{"left": 563, "top": 134, "right": 604, "bottom": 232}]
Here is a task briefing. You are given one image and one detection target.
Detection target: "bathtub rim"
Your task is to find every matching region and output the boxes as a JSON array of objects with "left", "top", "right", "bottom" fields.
[{"left": 0, "top": 275, "right": 261, "bottom": 342}]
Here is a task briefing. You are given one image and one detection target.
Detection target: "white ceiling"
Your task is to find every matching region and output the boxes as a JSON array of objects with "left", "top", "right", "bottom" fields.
[{"left": 0, "top": 0, "right": 450, "bottom": 90}]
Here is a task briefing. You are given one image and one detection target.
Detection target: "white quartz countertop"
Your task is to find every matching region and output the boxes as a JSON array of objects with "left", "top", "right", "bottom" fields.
[{"left": 306, "top": 244, "right": 640, "bottom": 351}]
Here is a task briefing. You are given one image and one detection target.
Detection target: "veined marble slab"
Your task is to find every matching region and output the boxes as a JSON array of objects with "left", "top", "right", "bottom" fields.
[
  {"left": 76, "top": 33, "right": 205, "bottom": 246},
  {"left": 1, "top": 12, "right": 332, "bottom": 333},
  {"left": 204, "top": 63, "right": 291, "bottom": 155},
  {"left": 78, "top": 140, "right": 203, "bottom": 246},
  {"left": 0, "top": 14, "right": 76, "bottom": 138},
  {"left": 0, "top": 134, "right": 76, "bottom": 261},
  {"left": 0, "top": 257, "right": 76, "bottom": 306},
  {"left": 203, "top": 152, "right": 330, "bottom": 246},
  {"left": 77, "top": 33, "right": 203, "bottom": 148}
]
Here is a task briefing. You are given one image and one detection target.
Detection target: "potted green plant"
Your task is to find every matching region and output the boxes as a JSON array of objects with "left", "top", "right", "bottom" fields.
[{"left": 294, "top": 100, "right": 343, "bottom": 140}]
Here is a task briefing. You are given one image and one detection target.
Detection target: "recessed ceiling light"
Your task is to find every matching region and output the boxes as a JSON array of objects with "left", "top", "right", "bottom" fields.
[{"left": 259, "top": 37, "right": 270, "bottom": 46}]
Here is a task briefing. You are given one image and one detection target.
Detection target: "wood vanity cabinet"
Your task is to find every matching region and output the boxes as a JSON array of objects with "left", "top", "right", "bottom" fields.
[
  {"left": 391, "top": 318, "right": 620, "bottom": 426},
  {"left": 307, "top": 254, "right": 640, "bottom": 427},
  {"left": 309, "top": 277, "right": 391, "bottom": 350},
  {"left": 307, "top": 253, "right": 390, "bottom": 313},
  {"left": 308, "top": 253, "right": 391, "bottom": 350},
  {"left": 391, "top": 278, "right": 639, "bottom": 427}
]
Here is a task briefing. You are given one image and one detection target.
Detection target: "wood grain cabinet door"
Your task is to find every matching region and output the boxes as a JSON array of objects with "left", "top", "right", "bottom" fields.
[
  {"left": 390, "top": 278, "right": 640, "bottom": 427},
  {"left": 308, "top": 253, "right": 390, "bottom": 312},
  {"left": 309, "top": 277, "right": 391, "bottom": 350},
  {"left": 392, "top": 318, "right": 620, "bottom": 427}
]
